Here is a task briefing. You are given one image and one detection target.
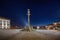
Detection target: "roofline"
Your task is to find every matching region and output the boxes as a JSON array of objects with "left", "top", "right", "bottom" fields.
[{"left": 0, "top": 17, "right": 10, "bottom": 20}]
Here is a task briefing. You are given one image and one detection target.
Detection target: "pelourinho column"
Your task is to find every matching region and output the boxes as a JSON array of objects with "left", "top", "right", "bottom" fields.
[{"left": 27, "top": 9, "right": 31, "bottom": 32}]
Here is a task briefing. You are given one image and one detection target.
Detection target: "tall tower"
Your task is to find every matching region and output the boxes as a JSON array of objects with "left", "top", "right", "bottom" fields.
[{"left": 27, "top": 9, "right": 31, "bottom": 32}]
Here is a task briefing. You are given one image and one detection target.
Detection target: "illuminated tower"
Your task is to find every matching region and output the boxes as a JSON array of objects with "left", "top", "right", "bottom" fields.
[{"left": 27, "top": 9, "right": 31, "bottom": 32}]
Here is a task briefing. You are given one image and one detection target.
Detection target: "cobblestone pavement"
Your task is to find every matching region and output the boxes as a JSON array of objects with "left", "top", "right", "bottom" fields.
[{"left": 0, "top": 30, "right": 60, "bottom": 40}]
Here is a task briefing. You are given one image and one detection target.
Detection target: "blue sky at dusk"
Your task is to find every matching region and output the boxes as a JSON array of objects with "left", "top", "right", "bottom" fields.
[{"left": 0, "top": 0, "right": 60, "bottom": 26}]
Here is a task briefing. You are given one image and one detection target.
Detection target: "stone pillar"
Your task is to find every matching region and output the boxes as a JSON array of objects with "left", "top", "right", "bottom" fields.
[
  {"left": 27, "top": 9, "right": 31, "bottom": 32},
  {"left": 6, "top": 20, "right": 7, "bottom": 29},
  {"left": 2, "top": 20, "right": 4, "bottom": 29}
]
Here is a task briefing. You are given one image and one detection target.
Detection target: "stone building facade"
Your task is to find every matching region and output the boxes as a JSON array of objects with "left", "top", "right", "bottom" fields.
[
  {"left": 0, "top": 18, "right": 10, "bottom": 29},
  {"left": 46, "top": 22, "right": 60, "bottom": 30}
]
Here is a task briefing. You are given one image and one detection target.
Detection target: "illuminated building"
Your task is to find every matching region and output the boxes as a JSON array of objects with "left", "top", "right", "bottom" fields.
[
  {"left": 46, "top": 24, "right": 54, "bottom": 30},
  {"left": 37, "top": 26, "right": 40, "bottom": 29},
  {"left": 0, "top": 18, "right": 10, "bottom": 29},
  {"left": 46, "top": 22, "right": 60, "bottom": 30},
  {"left": 53, "top": 22, "right": 60, "bottom": 29}
]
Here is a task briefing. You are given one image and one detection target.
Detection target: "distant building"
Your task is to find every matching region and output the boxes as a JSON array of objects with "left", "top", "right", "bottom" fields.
[
  {"left": 0, "top": 17, "right": 10, "bottom": 29},
  {"left": 46, "top": 24, "right": 54, "bottom": 30},
  {"left": 37, "top": 26, "right": 40, "bottom": 29},
  {"left": 53, "top": 22, "right": 60, "bottom": 28},
  {"left": 53, "top": 22, "right": 60, "bottom": 30},
  {"left": 33, "top": 26, "right": 46, "bottom": 29},
  {"left": 33, "top": 26, "right": 37, "bottom": 29},
  {"left": 39, "top": 26, "right": 46, "bottom": 29},
  {"left": 46, "top": 22, "right": 60, "bottom": 30}
]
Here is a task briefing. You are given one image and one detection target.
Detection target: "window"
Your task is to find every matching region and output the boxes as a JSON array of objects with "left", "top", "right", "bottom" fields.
[
  {"left": 4, "top": 20, "right": 6, "bottom": 26},
  {"left": 0, "top": 20, "right": 2, "bottom": 25},
  {"left": 7, "top": 20, "right": 10, "bottom": 26}
]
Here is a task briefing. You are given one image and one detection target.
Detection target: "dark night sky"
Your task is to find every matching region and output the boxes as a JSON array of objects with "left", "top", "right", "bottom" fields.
[{"left": 0, "top": 0, "right": 60, "bottom": 26}]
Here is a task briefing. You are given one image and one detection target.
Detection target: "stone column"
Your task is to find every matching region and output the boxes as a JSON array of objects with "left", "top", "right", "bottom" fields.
[
  {"left": 2, "top": 20, "right": 4, "bottom": 29},
  {"left": 6, "top": 20, "right": 7, "bottom": 29},
  {"left": 27, "top": 9, "right": 31, "bottom": 32}
]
